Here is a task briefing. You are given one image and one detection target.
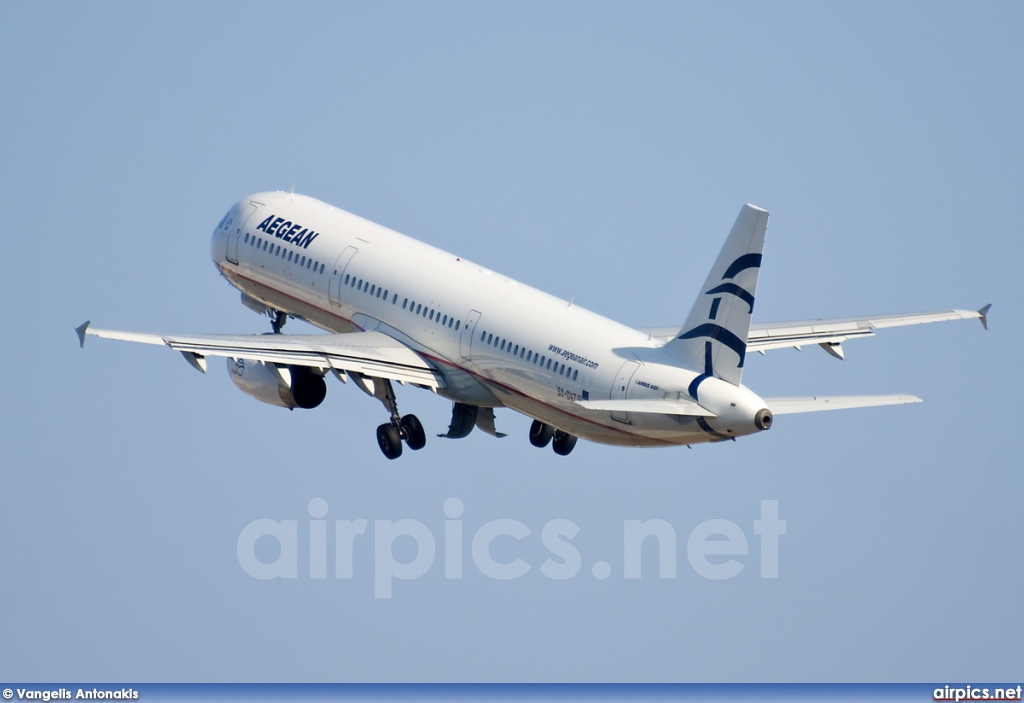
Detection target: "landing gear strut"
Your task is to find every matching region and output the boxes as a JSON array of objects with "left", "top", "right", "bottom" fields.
[
  {"left": 271, "top": 309, "right": 288, "bottom": 334},
  {"left": 372, "top": 377, "right": 425, "bottom": 460}
]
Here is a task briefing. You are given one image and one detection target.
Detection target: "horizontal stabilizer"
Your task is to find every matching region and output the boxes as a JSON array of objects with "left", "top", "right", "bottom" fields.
[
  {"left": 576, "top": 398, "right": 716, "bottom": 417},
  {"left": 765, "top": 394, "right": 922, "bottom": 414}
]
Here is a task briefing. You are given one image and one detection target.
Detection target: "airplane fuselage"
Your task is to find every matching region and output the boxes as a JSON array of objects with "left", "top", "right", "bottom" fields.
[{"left": 209, "top": 192, "right": 770, "bottom": 447}]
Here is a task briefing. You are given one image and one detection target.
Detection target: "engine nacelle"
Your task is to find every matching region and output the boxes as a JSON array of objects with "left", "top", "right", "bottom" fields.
[{"left": 227, "top": 358, "right": 327, "bottom": 409}]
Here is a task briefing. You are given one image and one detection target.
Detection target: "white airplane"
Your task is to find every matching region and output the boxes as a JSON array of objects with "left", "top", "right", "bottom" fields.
[{"left": 76, "top": 191, "right": 989, "bottom": 459}]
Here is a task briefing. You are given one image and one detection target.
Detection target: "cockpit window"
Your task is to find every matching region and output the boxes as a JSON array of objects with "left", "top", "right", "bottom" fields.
[{"left": 217, "top": 211, "right": 231, "bottom": 230}]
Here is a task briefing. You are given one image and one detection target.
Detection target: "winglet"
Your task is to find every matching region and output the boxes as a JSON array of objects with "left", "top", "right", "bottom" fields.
[
  {"left": 75, "top": 321, "right": 91, "bottom": 348},
  {"left": 978, "top": 304, "right": 991, "bottom": 331}
]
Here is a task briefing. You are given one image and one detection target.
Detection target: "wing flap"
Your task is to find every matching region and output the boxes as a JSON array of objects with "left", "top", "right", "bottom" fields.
[
  {"left": 765, "top": 394, "right": 922, "bottom": 414},
  {"left": 80, "top": 324, "right": 444, "bottom": 389}
]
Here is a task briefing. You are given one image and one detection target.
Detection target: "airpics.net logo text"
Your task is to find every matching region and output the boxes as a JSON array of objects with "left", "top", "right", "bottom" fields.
[{"left": 237, "top": 499, "right": 786, "bottom": 599}]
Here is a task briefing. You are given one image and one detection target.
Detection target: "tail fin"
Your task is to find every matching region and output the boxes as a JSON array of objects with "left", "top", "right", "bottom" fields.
[{"left": 663, "top": 204, "right": 769, "bottom": 388}]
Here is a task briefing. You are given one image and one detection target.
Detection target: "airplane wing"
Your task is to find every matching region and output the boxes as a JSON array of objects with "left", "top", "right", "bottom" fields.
[
  {"left": 765, "top": 394, "right": 922, "bottom": 413},
  {"left": 75, "top": 322, "right": 444, "bottom": 389},
  {"left": 637, "top": 305, "right": 989, "bottom": 359}
]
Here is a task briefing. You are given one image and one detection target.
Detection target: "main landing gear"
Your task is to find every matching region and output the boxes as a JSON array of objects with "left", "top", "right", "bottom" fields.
[
  {"left": 374, "top": 378, "right": 426, "bottom": 460},
  {"left": 529, "top": 419, "right": 577, "bottom": 456}
]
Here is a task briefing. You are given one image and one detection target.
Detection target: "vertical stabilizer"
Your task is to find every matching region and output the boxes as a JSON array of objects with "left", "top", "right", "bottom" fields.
[{"left": 663, "top": 204, "right": 769, "bottom": 389}]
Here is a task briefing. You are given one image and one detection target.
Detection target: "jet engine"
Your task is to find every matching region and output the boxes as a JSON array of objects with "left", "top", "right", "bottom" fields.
[{"left": 226, "top": 358, "right": 327, "bottom": 409}]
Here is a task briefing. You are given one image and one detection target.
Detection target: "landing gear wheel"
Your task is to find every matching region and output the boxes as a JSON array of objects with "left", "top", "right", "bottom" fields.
[
  {"left": 529, "top": 419, "right": 554, "bottom": 448},
  {"left": 401, "top": 414, "right": 426, "bottom": 450},
  {"left": 376, "top": 423, "right": 403, "bottom": 460},
  {"left": 552, "top": 430, "right": 577, "bottom": 456}
]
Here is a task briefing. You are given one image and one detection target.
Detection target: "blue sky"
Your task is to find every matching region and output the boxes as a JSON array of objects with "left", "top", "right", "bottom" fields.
[{"left": 1, "top": 1, "right": 1021, "bottom": 682}]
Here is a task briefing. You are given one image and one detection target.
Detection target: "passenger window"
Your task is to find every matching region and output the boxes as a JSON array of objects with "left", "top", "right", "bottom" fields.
[
  {"left": 572, "top": 369, "right": 578, "bottom": 381},
  {"left": 403, "top": 299, "right": 408, "bottom": 309},
  {"left": 430, "top": 308, "right": 435, "bottom": 319},
  {"left": 455, "top": 320, "right": 460, "bottom": 331},
  {"left": 370, "top": 285, "right": 376, "bottom": 296},
  {"left": 288, "top": 251, "right": 293, "bottom": 262},
  {"left": 487, "top": 333, "right": 493, "bottom": 344},
  {"left": 520, "top": 348, "right": 525, "bottom": 358},
  {"left": 480, "top": 331, "right": 486, "bottom": 342},
  {"left": 442, "top": 315, "right": 448, "bottom": 326},
  {"left": 344, "top": 274, "right": 349, "bottom": 284},
  {"left": 513, "top": 344, "right": 519, "bottom": 355},
  {"left": 416, "top": 304, "right": 422, "bottom": 315},
  {"left": 244, "top": 233, "right": 249, "bottom": 244},
  {"left": 384, "top": 290, "right": 388, "bottom": 300},
  {"left": 546, "top": 359, "right": 552, "bottom": 370},
  {"left": 392, "top": 294, "right": 397, "bottom": 304}
]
